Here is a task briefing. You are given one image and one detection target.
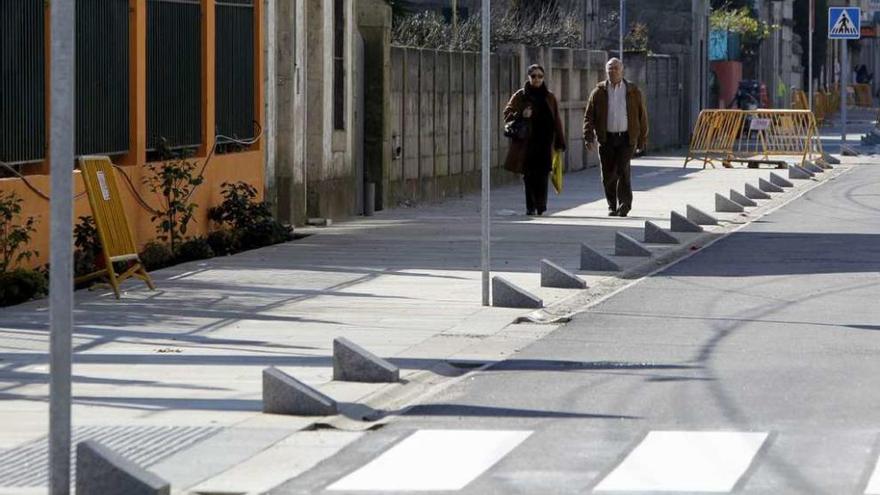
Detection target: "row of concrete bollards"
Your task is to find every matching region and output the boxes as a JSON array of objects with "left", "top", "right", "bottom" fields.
[
  {"left": 490, "top": 160, "right": 834, "bottom": 310},
  {"left": 76, "top": 337, "right": 401, "bottom": 494}
]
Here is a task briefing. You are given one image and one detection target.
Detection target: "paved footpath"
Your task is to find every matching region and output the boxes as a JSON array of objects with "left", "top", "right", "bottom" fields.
[{"left": 0, "top": 114, "right": 872, "bottom": 494}]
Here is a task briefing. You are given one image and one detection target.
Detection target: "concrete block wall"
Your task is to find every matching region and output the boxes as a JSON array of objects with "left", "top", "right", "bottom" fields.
[{"left": 387, "top": 46, "right": 522, "bottom": 206}]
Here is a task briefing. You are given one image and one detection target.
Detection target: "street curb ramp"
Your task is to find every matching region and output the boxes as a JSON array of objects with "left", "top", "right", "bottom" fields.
[
  {"left": 540, "top": 259, "right": 587, "bottom": 289},
  {"left": 333, "top": 337, "right": 400, "bottom": 383},
  {"left": 492, "top": 276, "right": 543, "bottom": 309},
  {"left": 76, "top": 440, "right": 170, "bottom": 495},
  {"left": 263, "top": 367, "right": 338, "bottom": 416}
]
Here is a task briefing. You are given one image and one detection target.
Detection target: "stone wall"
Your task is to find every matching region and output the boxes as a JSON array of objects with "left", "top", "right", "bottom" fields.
[
  {"left": 623, "top": 53, "right": 684, "bottom": 150},
  {"left": 385, "top": 45, "right": 609, "bottom": 208}
]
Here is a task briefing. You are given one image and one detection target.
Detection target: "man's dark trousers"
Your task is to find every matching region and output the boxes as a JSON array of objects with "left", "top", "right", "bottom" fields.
[{"left": 599, "top": 131, "right": 634, "bottom": 212}]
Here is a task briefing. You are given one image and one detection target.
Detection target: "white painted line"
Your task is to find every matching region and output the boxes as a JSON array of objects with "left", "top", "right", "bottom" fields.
[
  {"left": 865, "top": 454, "right": 880, "bottom": 494},
  {"left": 594, "top": 430, "right": 768, "bottom": 493},
  {"left": 326, "top": 429, "right": 531, "bottom": 491}
]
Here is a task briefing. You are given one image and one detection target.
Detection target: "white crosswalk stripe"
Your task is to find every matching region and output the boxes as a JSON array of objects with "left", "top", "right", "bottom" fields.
[
  {"left": 593, "top": 430, "right": 768, "bottom": 493},
  {"left": 326, "top": 429, "right": 531, "bottom": 491},
  {"left": 866, "top": 455, "right": 880, "bottom": 494}
]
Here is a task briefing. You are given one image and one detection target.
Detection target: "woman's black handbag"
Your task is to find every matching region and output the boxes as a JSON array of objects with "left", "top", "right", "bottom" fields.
[{"left": 504, "top": 118, "right": 529, "bottom": 140}]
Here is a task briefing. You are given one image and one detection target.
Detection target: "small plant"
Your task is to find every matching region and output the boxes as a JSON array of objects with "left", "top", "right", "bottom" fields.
[
  {"left": 143, "top": 139, "right": 205, "bottom": 253},
  {"left": 625, "top": 22, "right": 649, "bottom": 52},
  {"left": 0, "top": 268, "right": 48, "bottom": 306},
  {"left": 139, "top": 241, "right": 174, "bottom": 271},
  {"left": 174, "top": 237, "right": 215, "bottom": 263},
  {"left": 74, "top": 215, "right": 101, "bottom": 277},
  {"left": 206, "top": 229, "right": 238, "bottom": 256},
  {"left": 0, "top": 191, "right": 38, "bottom": 273},
  {"left": 208, "top": 181, "right": 292, "bottom": 250}
]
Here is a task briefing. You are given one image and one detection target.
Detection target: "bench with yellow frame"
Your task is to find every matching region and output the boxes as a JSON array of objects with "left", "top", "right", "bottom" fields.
[{"left": 75, "top": 156, "right": 155, "bottom": 298}]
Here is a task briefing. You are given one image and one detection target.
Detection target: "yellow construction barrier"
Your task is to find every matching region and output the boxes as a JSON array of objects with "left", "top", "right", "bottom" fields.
[
  {"left": 792, "top": 89, "right": 808, "bottom": 110},
  {"left": 683, "top": 110, "right": 745, "bottom": 169},
  {"left": 852, "top": 83, "right": 873, "bottom": 107},
  {"left": 685, "top": 109, "right": 823, "bottom": 169},
  {"left": 76, "top": 156, "right": 155, "bottom": 298}
]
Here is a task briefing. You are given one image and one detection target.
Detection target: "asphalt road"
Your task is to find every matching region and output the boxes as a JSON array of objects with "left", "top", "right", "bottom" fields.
[{"left": 274, "top": 163, "right": 880, "bottom": 494}]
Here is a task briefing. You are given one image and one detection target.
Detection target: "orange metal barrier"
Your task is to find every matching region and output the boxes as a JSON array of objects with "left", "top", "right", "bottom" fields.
[{"left": 685, "top": 109, "right": 823, "bottom": 169}]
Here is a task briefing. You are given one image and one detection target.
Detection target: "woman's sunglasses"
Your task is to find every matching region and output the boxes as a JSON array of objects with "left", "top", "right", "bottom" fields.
[{"left": 529, "top": 73, "right": 544, "bottom": 80}]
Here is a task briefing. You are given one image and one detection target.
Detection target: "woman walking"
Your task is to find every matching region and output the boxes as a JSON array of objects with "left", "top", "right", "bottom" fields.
[{"left": 503, "top": 64, "right": 566, "bottom": 216}]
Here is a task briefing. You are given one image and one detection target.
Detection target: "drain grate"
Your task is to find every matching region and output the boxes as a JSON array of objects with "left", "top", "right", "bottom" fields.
[{"left": 0, "top": 425, "right": 222, "bottom": 487}]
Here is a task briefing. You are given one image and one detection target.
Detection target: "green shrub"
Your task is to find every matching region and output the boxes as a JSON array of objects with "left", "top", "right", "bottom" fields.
[
  {"left": 209, "top": 181, "right": 292, "bottom": 250},
  {"left": 0, "top": 269, "right": 48, "bottom": 307},
  {"left": 174, "top": 237, "right": 214, "bottom": 263},
  {"left": 74, "top": 215, "right": 101, "bottom": 278},
  {"left": 206, "top": 229, "right": 238, "bottom": 256},
  {"left": 0, "top": 191, "right": 38, "bottom": 273},
  {"left": 139, "top": 241, "right": 173, "bottom": 271},
  {"left": 143, "top": 139, "right": 204, "bottom": 253}
]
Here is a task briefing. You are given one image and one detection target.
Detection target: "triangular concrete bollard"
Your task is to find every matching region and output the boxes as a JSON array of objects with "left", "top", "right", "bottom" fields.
[
  {"left": 770, "top": 172, "right": 794, "bottom": 188},
  {"left": 745, "top": 182, "right": 771, "bottom": 199},
  {"left": 686, "top": 204, "right": 718, "bottom": 225},
  {"left": 821, "top": 152, "right": 841, "bottom": 164},
  {"left": 759, "top": 177, "right": 783, "bottom": 193},
  {"left": 788, "top": 165, "right": 813, "bottom": 179},
  {"left": 644, "top": 220, "right": 679, "bottom": 244},
  {"left": 729, "top": 189, "right": 757, "bottom": 207},
  {"left": 540, "top": 259, "right": 587, "bottom": 289},
  {"left": 803, "top": 161, "right": 824, "bottom": 174},
  {"left": 579, "top": 243, "right": 621, "bottom": 271},
  {"left": 615, "top": 232, "right": 652, "bottom": 257},
  {"left": 818, "top": 161, "right": 834, "bottom": 170},
  {"left": 263, "top": 367, "right": 338, "bottom": 416},
  {"left": 492, "top": 276, "right": 543, "bottom": 308},
  {"left": 670, "top": 211, "right": 702, "bottom": 233},
  {"left": 333, "top": 337, "right": 399, "bottom": 383},
  {"left": 715, "top": 193, "right": 744, "bottom": 213},
  {"left": 76, "top": 441, "right": 171, "bottom": 495}
]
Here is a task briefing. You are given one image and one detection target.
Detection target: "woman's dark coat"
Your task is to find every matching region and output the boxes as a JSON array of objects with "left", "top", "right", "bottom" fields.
[{"left": 503, "top": 83, "right": 567, "bottom": 175}]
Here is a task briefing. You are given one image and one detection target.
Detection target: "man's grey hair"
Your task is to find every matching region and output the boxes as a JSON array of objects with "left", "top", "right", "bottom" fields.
[{"left": 606, "top": 58, "right": 623, "bottom": 68}]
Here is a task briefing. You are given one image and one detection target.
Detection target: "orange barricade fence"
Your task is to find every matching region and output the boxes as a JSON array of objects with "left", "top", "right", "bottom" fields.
[
  {"left": 685, "top": 109, "right": 823, "bottom": 169},
  {"left": 792, "top": 89, "right": 808, "bottom": 110}
]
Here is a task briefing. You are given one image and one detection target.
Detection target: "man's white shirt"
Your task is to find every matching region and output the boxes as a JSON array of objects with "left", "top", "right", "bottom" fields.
[{"left": 607, "top": 81, "right": 628, "bottom": 133}]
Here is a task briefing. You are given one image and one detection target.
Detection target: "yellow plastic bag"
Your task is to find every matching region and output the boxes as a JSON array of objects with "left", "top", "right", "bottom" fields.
[{"left": 551, "top": 150, "right": 563, "bottom": 194}]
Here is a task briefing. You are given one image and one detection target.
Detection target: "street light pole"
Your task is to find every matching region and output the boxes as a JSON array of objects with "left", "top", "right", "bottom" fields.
[
  {"left": 481, "top": 0, "right": 490, "bottom": 306},
  {"left": 619, "top": 0, "right": 624, "bottom": 62},
  {"left": 48, "top": 0, "right": 76, "bottom": 493}
]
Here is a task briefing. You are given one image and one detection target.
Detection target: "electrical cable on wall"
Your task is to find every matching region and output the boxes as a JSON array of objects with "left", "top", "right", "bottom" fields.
[{"left": 1, "top": 120, "right": 264, "bottom": 217}]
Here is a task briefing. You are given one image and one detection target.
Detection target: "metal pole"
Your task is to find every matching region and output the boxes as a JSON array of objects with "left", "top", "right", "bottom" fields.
[
  {"left": 809, "top": 0, "right": 814, "bottom": 110},
  {"left": 49, "top": 0, "right": 76, "bottom": 493},
  {"left": 481, "top": 0, "right": 490, "bottom": 306},
  {"left": 842, "top": 39, "right": 848, "bottom": 142},
  {"left": 453, "top": 0, "right": 459, "bottom": 40},
  {"left": 619, "top": 0, "right": 624, "bottom": 63}
]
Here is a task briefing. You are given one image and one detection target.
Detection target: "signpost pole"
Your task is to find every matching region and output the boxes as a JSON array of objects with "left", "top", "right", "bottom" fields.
[
  {"left": 619, "top": 0, "right": 624, "bottom": 63},
  {"left": 809, "top": 0, "right": 814, "bottom": 110},
  {"left": 481, "top": 0, "right": 490, "bottom": 306},
  {"left": 48, "top": 0, "right": 76, "bottom": 493},
  {"left": 841, "top": 38, "right": 848, "bottom": 142}
]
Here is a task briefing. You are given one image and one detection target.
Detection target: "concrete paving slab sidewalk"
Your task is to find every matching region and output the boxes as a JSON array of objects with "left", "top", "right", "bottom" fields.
[{"left": 0, "top": 137, "right": 863, "bottom": 494}]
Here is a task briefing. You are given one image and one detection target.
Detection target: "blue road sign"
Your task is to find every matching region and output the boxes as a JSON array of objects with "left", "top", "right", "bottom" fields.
[{"left": 829, "top": 7, "right": 861, "bottom": 39}]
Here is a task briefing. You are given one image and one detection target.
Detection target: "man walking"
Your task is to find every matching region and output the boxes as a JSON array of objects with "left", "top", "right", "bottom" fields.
[{"left": 583, "top": 58, "right": 648, "bottom": 217}]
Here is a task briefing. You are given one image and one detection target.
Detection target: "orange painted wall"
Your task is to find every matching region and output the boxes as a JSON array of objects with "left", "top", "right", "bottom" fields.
[
  {"left": 1, "top": 0, "right": 264, "bottom": 269},
  {"left": 2, "top": 153, "right": 263, "bottom": 269}
]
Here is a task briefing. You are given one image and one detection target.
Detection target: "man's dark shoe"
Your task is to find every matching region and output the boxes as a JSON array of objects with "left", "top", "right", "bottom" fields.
[
  {"left": 608, "top": 209, "right": 619, "bottom": 216},
  {"left": 617, "top": 205, "right": 631, "bottom": 217},
  {"left": 527, "top": 209, "right": 536, "bottom": 216}
]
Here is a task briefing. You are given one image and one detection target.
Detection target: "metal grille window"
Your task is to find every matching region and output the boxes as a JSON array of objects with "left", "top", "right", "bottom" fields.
[
  {"left": 333, "top": 0, "right": 345, "bottom": 130},
  {"left": 216, "top": 0, "right": 255, "bottom": 144},
  {"left": 147, "top": 0, "right": 202, "bottom": 151},
  {"left": 0, "top": 0, "right": 46, "bottom": 165},
  {"left": 76, "top": 0, "right": 130, "bottom": 157}
]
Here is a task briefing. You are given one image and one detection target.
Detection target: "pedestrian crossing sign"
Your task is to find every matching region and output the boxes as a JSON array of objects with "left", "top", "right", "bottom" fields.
[{"left": 829, "top": 7, "right": 860, "bottom": 39}]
